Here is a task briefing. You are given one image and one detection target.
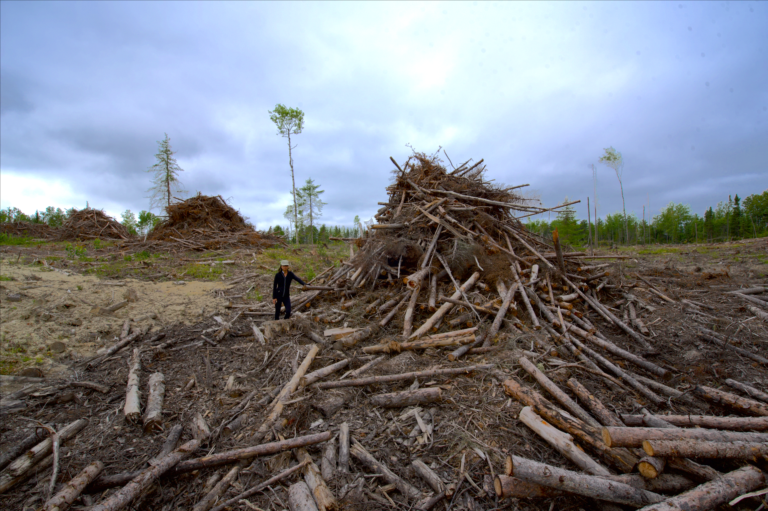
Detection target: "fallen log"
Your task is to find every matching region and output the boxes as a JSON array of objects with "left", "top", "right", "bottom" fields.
[
  {"left": 143, "top": 373, "right": 165, "bottom": 432},
  {"left": 316, "top": 364, "right": 492, "bottom": 390},
  {"left": 338, "top": 423, "right": 350, "bottom": 474},
  {"left": 518, "top": 406, "right": 611, "bottom": 476},
  {"left": 693, "top": 384, "right": 768, "bottom": 416},
  {"left": 362, "top": 334, "right": 474, "bottom": 354},
  {"left": 338, "top": 324, "right": 378, "bottom": 349},
  {"left": 370, "top": 387, "right": 441, "bottom": 408},
  {"left": 643, "top": 439, "right": 768, "bottom": 459},
  {"left": 725, "top": 378, "right": 768, "bottom": 403},
  {"left": 602, "top": 426, "right": 768, "bottom": 448},
  {"left": 619, "top": 414, "right": 768, "bottom": 431},
  {"left": 0, "top": 429, "right": 49, "bottom": 472},
  {"left": 410, "top": 272, "right": 480, "bottom": 339},
  {"left": 635, "top": 465, "right": 765, "bottom": 511},
  {"left": 43, "top": 460, "right": 104, "bottom": 511},
  {"left": 495, "top": 474, "right": 696, "bottom": 500},
  {"left": 295, "top": 448, "right": 338, "bottom": 511},
  {"left": 503, "top": 379, "right": 639, "bottom": 473},
  {"left": 412, "top": 459, "right": 445, "bottom": 493},
  {"left": 209, "top": 460, "right": 311, "bottom": 511},
  {"left": 350, "top": 439, "right": 424, "bottom": 500},
  {"left": 87, "top": 432, "right": 333, "bottom": 492},
  {"left": 301, "top": 359, "right": 349, "bottom": 387},
  {"left": 505, "top": 455, "right": 664, "bottom": 507},
  {"left": 288, "top": 481, "right": 320, "bottom": 511},
  {"left": 90, "top": 438, "right": 201, "bottom": 511},
  {"left": 567, "top": 378, "right": 625, "bottom": 427},
  {"left": 148, "top": 424, "right": 184, "bottom": 466},
  {"left": 124, "top": 348, "right": 141, "bottom": 423},
  {"left": 697, "top": 328, "right": 768, "bottom": 366},
  {"left": 192, "top": 462, "right": 243, "bottom": 511},
  {"left": 519, "top": 356, "right": 602, "bottom": 428},
  {"left": 0, "top": 419, "right": 88, "bottom": 494}
]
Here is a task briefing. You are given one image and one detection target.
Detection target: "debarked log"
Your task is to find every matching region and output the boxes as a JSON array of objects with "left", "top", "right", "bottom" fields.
[
  {"left": 337, "top": 324, "right": 379, "bottom": 349},
  {"left": 295, "top": 448, "right": 338, "bottom": 511},
  {"left": 635, "top": 466, "right": 765, "bottom": 511},
  {"left": 301, "top": 359, "right": 349, "bottom": 387},
  {"left": 643, "top": 439, "right": 768, "bottom": 459},
  {"left": 288, "top": 481, "right": 319, "bottom": 511},
  {"left": 363, "top": 335, "right": 475, "bottom": 354},
  {"left": 143, "top": 372, "right": 165, "bottom": 433},
  {"left": 370, "top": 387, "right": 441, "bottom": 408},
  {"left": 350, "top": 439, "right": 423, "bottom": 500},
  {"left": 505, "top": 455, "right": 664, "bottom": 507},
  {"left": 602, "top": 426, "right": 768, "bottom": 448},
  {"left": 43, "top": 460, "right": 104, "bottom": 511},
  {"left": 124, "top": 348, "right": 141, "bottom": 423}
]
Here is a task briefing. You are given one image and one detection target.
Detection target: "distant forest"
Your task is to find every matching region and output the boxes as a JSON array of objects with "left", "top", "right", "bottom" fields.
[
  {"left": 528, "top": 190, "right": 768, "bottom": 247},
  {"left": 2, "top": 189, "right": 766, "bottom": 247}
]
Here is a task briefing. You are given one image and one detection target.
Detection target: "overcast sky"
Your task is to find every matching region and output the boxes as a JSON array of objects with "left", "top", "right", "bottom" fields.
[{"left": 2, "top": 1, "right": 766, "bottom": 230}]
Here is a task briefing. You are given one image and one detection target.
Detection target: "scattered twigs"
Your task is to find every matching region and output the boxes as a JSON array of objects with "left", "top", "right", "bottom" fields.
[
  {"left": 697, "top": 327, "right": 768, "bottom": 366},
  {"left": 209, "top": 460, "right": 311, "bottom": 511}
]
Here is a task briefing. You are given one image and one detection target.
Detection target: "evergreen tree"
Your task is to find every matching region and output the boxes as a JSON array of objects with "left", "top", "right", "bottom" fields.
[
  {"left": 147, "top": 134, "right": 186, "bottom": 212},
  {"left": 298, "top": 178, "right": 326, "bottom": 244},
  {"left": 730, "top": 194, "right": 742, "bottom": 239}
]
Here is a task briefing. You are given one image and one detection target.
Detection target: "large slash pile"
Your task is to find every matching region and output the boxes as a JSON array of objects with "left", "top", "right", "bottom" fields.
[
  {"left": 1, "top": 154, "right": 767, "bottom": 511},
  {"left": 143, "top": 194, "right": 285, "bottom": 251},
  {"left": 58, "top": 208, "right": 132, "bottom": 241}
]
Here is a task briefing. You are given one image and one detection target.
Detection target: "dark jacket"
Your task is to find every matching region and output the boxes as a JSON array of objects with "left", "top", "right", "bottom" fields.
[{"left": 273, "top": 270, "right": 306, "bottom": 299}]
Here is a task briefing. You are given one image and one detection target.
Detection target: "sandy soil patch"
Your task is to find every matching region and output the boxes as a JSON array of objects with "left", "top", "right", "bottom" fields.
[{"left": 0, "top": 256, "right": 230, "bottom": 375}]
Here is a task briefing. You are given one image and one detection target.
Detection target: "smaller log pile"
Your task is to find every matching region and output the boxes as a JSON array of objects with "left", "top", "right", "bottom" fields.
[
  {"left": 58, "top": 208, "right": 130, "bottom": 241},
  {"left": 0, "top": 222, "right": 57, "bottom": 239},
  {"left": 144, "top": 194, "right": 284, "bottom": 251}
]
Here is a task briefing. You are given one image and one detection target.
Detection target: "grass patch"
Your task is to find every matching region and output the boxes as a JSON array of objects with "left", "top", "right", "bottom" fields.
[
  {"left": 0, "top": 233, "right": 37, "bottom": 246},
  {"left": 638, "top": 247, "right": 682, "bottom": 255},
  {"left": 183, "top": 263, "right": 225, "bottom": 280},
  {"left": 0, "top": 275, "right": 14, "bottom": 281},
  {"left": 134, "top": 250, "right": 151, "bottom": 261}
]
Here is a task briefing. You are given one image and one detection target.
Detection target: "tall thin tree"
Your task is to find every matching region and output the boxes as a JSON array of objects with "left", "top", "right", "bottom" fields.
[
  {"left": 269, "top": 104, "right": 305, "bottom": 241},
  {"left": 147, "top": 134, "right": 186, "bottom": 212},
  {"left": 599, "top": 146, "right": 628, "bottom": 244},
  {"left": 299, "top": 178, "right": 326, "bottom": 244}
]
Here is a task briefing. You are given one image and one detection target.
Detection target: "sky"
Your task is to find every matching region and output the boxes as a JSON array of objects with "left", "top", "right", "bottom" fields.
[{"left": 1, "top": 1, "right": 766, "bottom": 230}]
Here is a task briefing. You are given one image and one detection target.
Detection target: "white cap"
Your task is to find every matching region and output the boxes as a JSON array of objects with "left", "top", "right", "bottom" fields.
[{"left": 280, "top": 260, "right": 290, "bottom": 266}]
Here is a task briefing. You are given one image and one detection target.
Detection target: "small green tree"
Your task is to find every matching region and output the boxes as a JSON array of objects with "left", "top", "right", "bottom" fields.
[
  {"left": 147, "top": 133, "right": 186, "bottom": 212},
  {"left": 273, "top": 225, "right": 285, "bottom": 237},
  {"left": 299, "top": 178, "right": 326, "bottom": 244},
  {"left": 137, "top": 210, "right": 161, "bottom": 235},
  {"left": 730, "top": 194, "right": 742, "bottom": 239},
  {"left": 599, "top": 146, "right": 628, "bottom": 244},
  {"left": 551, "top": 197, "right": 581, "bottom": 246},
  {"left": 121, "top": 210, "right": 138, "bottom": 235},
  {"left": 42, "top": 206, "right": 66, "bottom": 227},
  {"left": 269, "top": 104, "right": 305, "bottom": 241}
]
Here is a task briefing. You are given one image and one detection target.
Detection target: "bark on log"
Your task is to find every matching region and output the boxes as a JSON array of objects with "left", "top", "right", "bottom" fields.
[
  {"left": 637, "top": 456, "right": 666, "bottom": 480},
  {"left": 350, "top": 439, "right": 424, "bottom": 500},
  {"left": 693, "top": 384, "right": 768, "bottom": 416},
  {"left": 486, "top": 283, "right": 519, "bottom": 342},
  {"left": 0, "top": 429, "right": 48, "bottom": 472},
  {"left": 379, "top": 290, "right": 411, "bottom": 327},
  {"left": 725, "top": 378, "right": 768, "bottom": 403},
  {"left": 506, "top": 455, "right": 664, "bottom": 507},
  {"left": 0, "top": 419, "right": 88, "bottom": 494},
  {"left": 519, "top": 356, "right": 602, "bottom": 428},
  {"left": 210, "top": 460, "right": 311, "bottom": 511},
  {"left": 643, "top": 439, "right": 768, "bottom": 459},
  {"left": 192, "top": 462, "right": 243, "bottom": 511},
  {"left": 602, "top": 426, "right": 768, "bottom": 448},
  {"left": 301, "top": 360, "right": 349, "bottom": 387},
  {"left": 148, "top": 424, "right": 184, "bottom": 466},
  {"left": 91, "top": 438, "right": 200, "bottom": 511},
  {"left": 494, "top": 475, "right": 566, "bottom": 499},
  {"left": 143, "top": 372, "right": 165, "bottom": 432},
  {"left": 631, "top": 374, "right": 701, "bottom": 408},
  {"left": 317, "top": 364, "right": 492, "bottom": 390},
  {"left": 697, "top": 328, "right": 768, "bottom": 366},
  {"left": 410, "top": 272, "right": 480, "bottom": 339},
  {"left": 295, "top": 448, "right": 338, "bottom": 511},
  {"left": 43, "top": 460, "right": 104, "bottom": 511},
  {"left": 412, "top": 459, "right": 445, "bottom": 493},
  {"left": 192, "top": 413, "right": 211, "bottom": 443},
  {"left": 87, "top": 432, "right": 332, "bottom": 492},
  {"left": 567, "top": 378, "right": 625, "bottom": 427},
  {"left": 124, "top": 348, "right": 141, "bottom": 423},
  {"left": 370, "top": 387, "right": 441, "bottom": 408},
  {"left": 253, "top": 344, "right": 319, "bottom": 442},
  {"left": 619, "top": 414, "right": 768, "bottom": 431},
  {"left": 321, "top": 437, "right": 336, "bottom": 481},
  {"left": 338, "top": 324, "right": 378, "bottom": 349},
  {"left": 363, "top": 335, "right": 474, "bottom": 354},
  {"left": 518, "top": 406, "right": 611, "bottom": 476},
  {"left": 342, "top": 356, "right": 385, "bottom": 380},
  {"left": 635, "top": 466, "right": 765, "bottom": 511},
  {"left": 503, "top": 379, "right": 639, "bottom": 473},
  {"left": 338, "top": 423, "right": 350, "bottom": 474},
  {"left": 599, "top": 474, "right": 696, "bottom": 494},
  {"left": 288, "top": 481, "right": 320, "bottom": 511},
  {"left": 495, "top": 474, "right": 697, "bottom": 500},
  {"left": 748, "top": 304, "right": 768, "bottom": 321}
]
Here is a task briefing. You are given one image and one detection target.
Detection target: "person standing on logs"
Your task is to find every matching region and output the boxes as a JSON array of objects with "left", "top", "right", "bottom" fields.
[{"left": 273, "top": 260, "right": 306, "bottom": 320}]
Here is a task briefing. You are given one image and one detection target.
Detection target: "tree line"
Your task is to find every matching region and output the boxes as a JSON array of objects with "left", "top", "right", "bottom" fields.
[{"left": 527, "top": 189, "right": 768, "bottom": 247}]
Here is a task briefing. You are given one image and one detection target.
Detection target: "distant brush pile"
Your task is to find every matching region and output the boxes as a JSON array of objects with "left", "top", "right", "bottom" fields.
[
  {"left": 0, "top": 222, "right": 57, "bottom": 239},
  {"left": 58, "top": 208, "right": 130, "bottom": 241},
  {"left": 146, "top": 194, "right": 284, "bottom": 250}
]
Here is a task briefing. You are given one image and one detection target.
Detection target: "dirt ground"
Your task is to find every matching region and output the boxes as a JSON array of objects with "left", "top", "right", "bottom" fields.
[{"left": 1, "top": 237, "right": 766, "bottom": 511}]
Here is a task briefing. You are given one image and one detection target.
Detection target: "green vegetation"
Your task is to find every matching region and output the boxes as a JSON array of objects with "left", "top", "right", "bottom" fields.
[
  {"left": 183, "top": 263, "right": 225, "bottom": 280},
  {"left": 64, "top": 243, "right": 87, "bottom": 259},
  {"left": 0, "top": 233, "right": 37, "bottom": 246},
  {"left": 0, "top": 275, "right": 14, "bottom": 281}
]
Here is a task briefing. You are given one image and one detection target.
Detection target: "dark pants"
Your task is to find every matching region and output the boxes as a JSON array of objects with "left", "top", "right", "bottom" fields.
[{"left": 275, "top": 296, "right": 291, "bottom": 320}]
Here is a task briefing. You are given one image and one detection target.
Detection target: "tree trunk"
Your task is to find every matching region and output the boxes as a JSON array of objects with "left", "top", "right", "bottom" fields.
[
  {"left": 412, "top": 460, "right": 445, "bottom": 493},
  {"left": 288, "top": 132, "right": 298, "bottom": 242},
  {"left": 295, "top": 448, "right": 338, "bottom": 511},
  {"left": 518, "top": 407, "right": 611, "bottom": 476},
  {"left": 192, "top": 462, "right": 243, "bottom": 511},
  {"left": 317, "top": 364, "right": 491, "bottom": 390},
  {"left": 643, "top": 439, "right": 768, "bottom": 459},
  {"left": 370, "top": 388, "right": 441, "bottom": 408},
  {"left": 602, "top": 426, "right": 768, "bottom": 448},
  {"left": 693, "top": 384, "right": 768, "bottom": 416},
  {"left": 567, "top": 378, "right": 624, "bottom": 427},
  {"left": 301, "top": 360, "right": 349, "bottom": 387},
  {"left": 43, "top": 460, "right": 104, "bottom": 511},
  {"left": 725, "top": 378, "right": 768, "bottom": 403},
  {"left": 338, "top": 423, "right": 349, "bottom": 474},
  {"left": 506, "top": 455, "right": 664, "bottom": 507},
  {"left": 143, "top": 373, "right": 165, "bottom": 433},
  {"left": 634, "top": 466, "right": 765, "bottom": 511},
  {"left": 124, "top": 348, "right": 141, "bottom": 423},
  {"left": 288, "top": 481, "right": 319, "bottom": 511},
  {"left": 620, "top": 414, "right": 768, "bottom": 431}
]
